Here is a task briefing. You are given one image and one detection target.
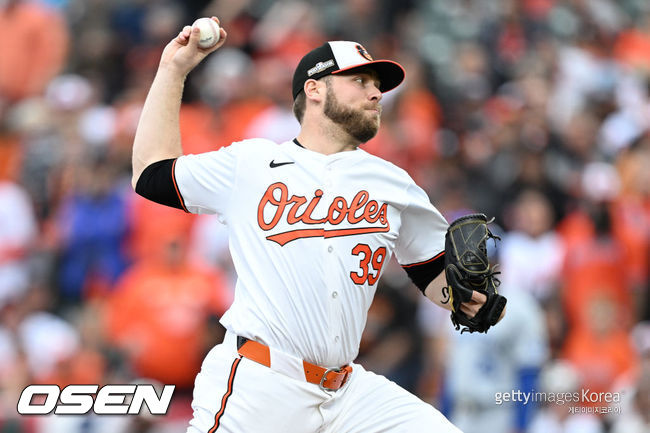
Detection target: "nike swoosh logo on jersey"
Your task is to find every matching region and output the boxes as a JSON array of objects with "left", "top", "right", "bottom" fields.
[{"left": 269, "top": 160, "right": 295, "bottom": 168}]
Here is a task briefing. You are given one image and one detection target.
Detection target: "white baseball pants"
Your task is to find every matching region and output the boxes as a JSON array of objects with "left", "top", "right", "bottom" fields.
[{"left": 186, "top": 332, "right": 462, "bottom": 433}]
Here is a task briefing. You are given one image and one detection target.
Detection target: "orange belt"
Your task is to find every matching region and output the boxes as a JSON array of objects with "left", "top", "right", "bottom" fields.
[{"left": 236, "top": 337, "right": 352, "bottom": 391}]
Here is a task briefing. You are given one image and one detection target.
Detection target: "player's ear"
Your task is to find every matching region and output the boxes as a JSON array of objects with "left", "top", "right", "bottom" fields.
[{"left": 304, "top": 79, "right": 324, "bottom": 102}]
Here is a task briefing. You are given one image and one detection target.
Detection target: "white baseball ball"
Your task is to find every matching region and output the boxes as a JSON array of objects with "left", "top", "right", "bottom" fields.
[{"left": 192, "top": 17, "right": 220, "bottom": 49}]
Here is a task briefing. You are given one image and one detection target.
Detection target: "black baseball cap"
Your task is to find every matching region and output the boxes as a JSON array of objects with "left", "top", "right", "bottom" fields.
[{"left": 292, "top": 41, "right": 405, "bottom": 100}]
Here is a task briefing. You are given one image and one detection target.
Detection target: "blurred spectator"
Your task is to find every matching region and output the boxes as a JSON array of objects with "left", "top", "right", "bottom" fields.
[
  {"left": 0, "top": 286, "right": 81, "bottom": 385},
  {"left": 499, "top": 187, "right": 565, "bottom": 301},
  {"left": 546, "top": 110, "right": 603, "bottom": 200},
  {"left": 546, "top": 23, "right": 618, "bottom": 133},
  {"left": 104, "top": 233, "right": 232, "bottom": 390},
  {"left": 364, "top": 55, "right": 442, "bottom": 188},
  {"left": 247, "top": 1, "right": 325, "bottom": 64},
  {"left": 612, "top": 137, "right": 650, "bottom": 318},
  {"left": 0, "top": 0, "right": 69, "bottom": 108},
  {"left": 559, "top": 197, "right": 639, "bottom": 401},
  {"left": 188, "top": 214, "right": 233, "bottom": 281},
  {"left": 598, "top": 72, "right": 649, "bottom": 157},
  {"left": 357, "top": 280, "right": 423, "bottom": 393},
  {"left": 177, "top": 102, "right": 223, "bottom": 155},
  {"left": 613, "top": 11, "right": 650, "bottom": 71},
  {"left": 3, "top": 97, "right": 64, "bottom": 222},
  {"left": 443, "top": 268, "right": 549, "bottom": 433},
  {"left": 127, "top": 194, "right": 196, "bottom": 262},
  {"left": 611, "top": 367, "right": 650, "bottom": 433},
  {"left": 528, "top": 361, "right": 604, "bottom": 433},
  {"left": 0, "top": 285, "right": 80, "bottom": 432},
  {"left": 54, "top": 155, "right": 131, "bottom": 304},
  {"left": 0, "top": 179, "right": 37, "bottom": 308},
  {"left": 610, "top": 323, "right": 650, "bottom": 433},
  {"left": 243, "top": 57, "right": 301, "bottom": 143}
]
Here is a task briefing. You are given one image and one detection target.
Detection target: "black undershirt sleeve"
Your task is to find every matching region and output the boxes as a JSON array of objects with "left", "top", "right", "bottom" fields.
[
  {"left": 401, "top": 252, "right": 445, "bottom": 294},
  {"left": 135, "top": 158, "right": 187, "bottom": 211}
]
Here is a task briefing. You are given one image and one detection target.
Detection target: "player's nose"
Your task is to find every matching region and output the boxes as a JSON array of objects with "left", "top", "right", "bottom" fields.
[{"left": 368, "top": 84, "right": 382, "bottom": 102}]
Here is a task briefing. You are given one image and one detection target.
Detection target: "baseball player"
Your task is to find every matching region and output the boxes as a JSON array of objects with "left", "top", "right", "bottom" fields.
[{"left": 131, "top": 17, "right": 505, "bottom": 433}]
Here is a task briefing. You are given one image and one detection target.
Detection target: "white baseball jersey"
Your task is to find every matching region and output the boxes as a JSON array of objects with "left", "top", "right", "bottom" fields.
[{"left": 174, "top": 138, "right": 447, "bottom": 367}]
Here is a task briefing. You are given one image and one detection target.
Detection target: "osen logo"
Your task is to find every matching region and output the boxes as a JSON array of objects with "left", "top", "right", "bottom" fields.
[{"left": 17, "top": 384, "right": 175, "bottom": 415}]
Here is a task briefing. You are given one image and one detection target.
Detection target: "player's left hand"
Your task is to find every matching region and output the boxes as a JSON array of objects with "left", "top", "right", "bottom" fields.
[
  {"left": 444, "top": 214, "right": 507, "bottom": 333},
  {"left": 459, "top": 290, "right": 487, "bottom": 318}
]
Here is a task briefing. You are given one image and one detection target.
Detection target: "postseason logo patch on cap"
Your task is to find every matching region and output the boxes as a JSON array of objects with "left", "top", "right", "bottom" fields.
[{"left": 307, "top": 60, "right": 335, "bottom": 77}]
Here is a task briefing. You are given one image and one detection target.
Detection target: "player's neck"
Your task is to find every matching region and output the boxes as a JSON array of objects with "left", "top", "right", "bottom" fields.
[{"left": 296, "top": 119, "right": 359, "bottom": 155}]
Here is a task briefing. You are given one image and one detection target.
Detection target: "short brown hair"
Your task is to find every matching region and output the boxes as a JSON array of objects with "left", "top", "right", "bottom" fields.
[
  {"left": 292, "top": 76, "right": 332, "bottom": 124},
  {"left": 292, "top": 91, "right": 306, "bottom": 124}
]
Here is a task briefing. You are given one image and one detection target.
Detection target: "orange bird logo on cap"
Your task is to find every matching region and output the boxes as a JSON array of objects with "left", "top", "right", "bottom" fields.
[{"left": 356, "top": 44, "right": 373, "bottom": 61}]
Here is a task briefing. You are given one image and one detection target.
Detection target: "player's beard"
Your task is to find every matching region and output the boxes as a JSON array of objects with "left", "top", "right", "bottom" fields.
[{"left": 323, "top": 84, "right": 380, "bottom": 144}]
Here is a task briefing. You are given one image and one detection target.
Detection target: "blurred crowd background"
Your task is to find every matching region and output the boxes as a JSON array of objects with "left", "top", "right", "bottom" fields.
[{"left": 1, "top": 0, "right": 649, "bottom": 432}]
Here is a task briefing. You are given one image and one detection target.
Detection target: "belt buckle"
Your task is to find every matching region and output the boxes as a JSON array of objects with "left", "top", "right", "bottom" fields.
[{"left": 319, "top": 367, "right": 343, "bottom": 392}]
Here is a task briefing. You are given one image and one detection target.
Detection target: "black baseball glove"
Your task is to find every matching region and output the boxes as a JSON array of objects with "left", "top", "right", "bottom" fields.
[{"left": 444, "top": 213, "right": 506, "bottom": 333}]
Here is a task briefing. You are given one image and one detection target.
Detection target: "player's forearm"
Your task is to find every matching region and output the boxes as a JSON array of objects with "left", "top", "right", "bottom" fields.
[
  {"left": 424, "top": 271, "right": 452, "bottom": 311},
  {"left": 131, "top": 67, "right": 186, "bottom": 188}
]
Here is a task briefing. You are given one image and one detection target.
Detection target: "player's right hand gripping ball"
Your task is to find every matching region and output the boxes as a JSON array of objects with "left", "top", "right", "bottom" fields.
[{"left": 444, "top": 213, "right": 506, "bottom": 333}]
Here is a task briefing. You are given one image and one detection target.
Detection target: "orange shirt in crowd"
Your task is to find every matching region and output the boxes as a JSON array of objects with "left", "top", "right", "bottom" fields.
[
  {"left": 180, "top": 103, "right": 224, "bottom": 155},
  {"left": 127, "top": 194, "right": 197, "bottom": 262},
  {"left": 397, "top": 89, "right": 442, "bottom": 163},
  {"left": 562, "top": 328, "right": 638, "bottom": 401},
  {"left": 614, "top": 28, "right": 650, "bottom": 71},
  {"left": 0, "top": 134, "right": 22, "bottom": 181},
  {"left": 42, "top": 348, "right": 107, "bottom": 388},
  {"left": 561, "top": 237, "right": 633, "bottom": 333},
  {"left": 218, "top": 97, "right": 273, "bottom": 147},
  {"left": 558, "top": 211, "right": 639, "bottom": 400},
  {"left": 105, "top": 259, "right": 232, "bottom": 388},
  {"left": 610, "top": 197, "right": 650, "bottom": 289},
  {"left": 0, "top": 2, "right": 69, "bottom": 101}
]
